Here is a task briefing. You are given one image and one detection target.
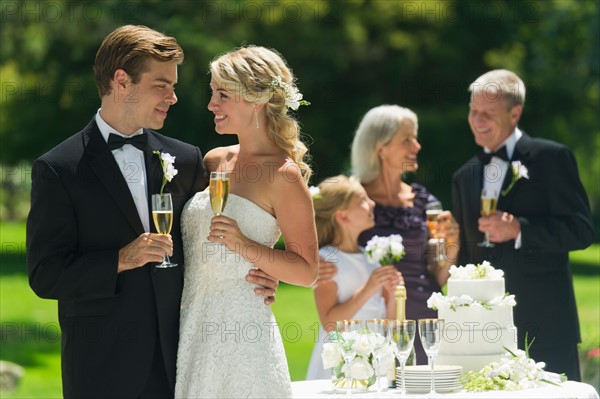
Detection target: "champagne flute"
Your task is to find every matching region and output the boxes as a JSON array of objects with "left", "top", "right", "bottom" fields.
[
  {"left": 335, "top": 320, "right": 362, "bottom": 396},
  {"left": 209, "top": 172, "right": 230, "bottom": 216},
  {"left": 390, "top": 319, "right": 416, "bottom": 396},
  {"left": 425, "top": 201, "right": 443, "bottom": 242},
  {"left": 151, "top": 193, "right": 177, "bottom": 268},
  {"left": 418, "top": 318, "right": 444, "bottom": 396},
  {"left": 365, "top": 319, "right": 391, "bottom": 393},
  {"left": 478, "top": 187, "right": 498, "bottom": 247}
]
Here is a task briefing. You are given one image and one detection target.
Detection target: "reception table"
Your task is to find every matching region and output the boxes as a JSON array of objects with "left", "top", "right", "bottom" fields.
[{"left": 292, "top": 379, "right": 600, "bottom": 399}]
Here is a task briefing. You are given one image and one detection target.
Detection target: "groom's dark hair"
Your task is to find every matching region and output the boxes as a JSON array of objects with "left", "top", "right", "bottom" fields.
[{"left": 94, "top": 25, "right": 184, "bottom": 97}]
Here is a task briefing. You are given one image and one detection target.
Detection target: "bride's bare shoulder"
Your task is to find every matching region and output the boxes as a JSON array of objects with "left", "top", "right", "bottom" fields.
[{"left": 204, "top": 145, "right": 240, "bottom": 172}]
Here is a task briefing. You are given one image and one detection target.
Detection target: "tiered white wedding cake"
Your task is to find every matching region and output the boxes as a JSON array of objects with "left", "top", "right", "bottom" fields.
[{"left": 427, "top": 261, "right": 518, "bottom": 373}]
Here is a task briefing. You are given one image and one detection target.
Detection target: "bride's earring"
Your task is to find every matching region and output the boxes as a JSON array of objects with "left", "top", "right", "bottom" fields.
[{"left": 255, "top": 108, "right": 259, "bottom": 129}]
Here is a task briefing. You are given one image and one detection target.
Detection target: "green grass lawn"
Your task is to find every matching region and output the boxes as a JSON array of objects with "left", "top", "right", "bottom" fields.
[{"left": 1, "top": 221, "right": 598, "bottom": 396}]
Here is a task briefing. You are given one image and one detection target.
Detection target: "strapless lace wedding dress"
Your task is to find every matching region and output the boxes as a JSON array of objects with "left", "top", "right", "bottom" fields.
[{"left": 175, "top": 192, "right": 292, "bottom": 398}]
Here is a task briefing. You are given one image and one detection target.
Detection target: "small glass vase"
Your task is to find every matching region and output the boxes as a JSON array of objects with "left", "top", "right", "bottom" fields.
[{"left": 331, "top": 371, "right": 373, "bottom": 393}]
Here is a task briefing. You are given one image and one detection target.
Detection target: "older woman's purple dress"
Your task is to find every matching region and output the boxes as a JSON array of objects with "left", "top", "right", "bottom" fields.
[{"left": 358, "top": 183, "right": 440, "bottom": 365}]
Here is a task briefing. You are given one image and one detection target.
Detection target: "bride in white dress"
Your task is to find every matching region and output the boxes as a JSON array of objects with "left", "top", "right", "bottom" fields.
[{"left": 175, "top": 46, "right": 318, "bottom": 399}]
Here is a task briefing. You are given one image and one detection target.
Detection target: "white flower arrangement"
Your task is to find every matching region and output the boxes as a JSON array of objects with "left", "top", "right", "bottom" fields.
[
  {"left": 461, "top": 337, "right": 565, "bottom": 392},
  {"left": 323, "top": 330, "right": 395, "bottom": 389},
  {"left": 365, "top": 235, "right": 405, "bottom": 266},
  {"left": 501, "top": 160, "right": 529, "bottom": 196},
  {"left": 268, "top": 76, "right": 310, "bottom": 110},
  {"left": 153, "top": 151, "right": 178, "bottom": 194},
  {"left": 427, "top": 291, "right": 516, "bottom": 311},
  {"left": 449, "top": 260, "right": 504, "bottom": 280}
]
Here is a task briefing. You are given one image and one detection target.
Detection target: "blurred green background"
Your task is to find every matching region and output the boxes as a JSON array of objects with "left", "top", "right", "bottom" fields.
[{"left": 1, "top": 0, "right": 598, "bottom": 396}]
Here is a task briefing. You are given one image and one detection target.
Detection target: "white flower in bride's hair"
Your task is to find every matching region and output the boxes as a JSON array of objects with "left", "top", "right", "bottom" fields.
[
  {"left": 268, "top": 76, "right": 310, "bottom": 111},
  {"left": 153, "top": 151, "right": 178, "bottom": 194},
  {"left": 502, "top": 160, "right": 528, "bottom": 196}
]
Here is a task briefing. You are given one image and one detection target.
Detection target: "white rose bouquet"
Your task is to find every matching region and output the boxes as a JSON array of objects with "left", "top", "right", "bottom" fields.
[
  {"left": 365, "top": 234, "right": 405, "bottom": 266},
  {"left": 323, "top": 330, "right": 394, "bottom": 390}
]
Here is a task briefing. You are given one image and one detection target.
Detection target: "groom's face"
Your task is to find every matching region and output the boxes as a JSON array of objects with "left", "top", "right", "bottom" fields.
[{"left": 118, "top": 59, "right": 179, "bottom": 133}]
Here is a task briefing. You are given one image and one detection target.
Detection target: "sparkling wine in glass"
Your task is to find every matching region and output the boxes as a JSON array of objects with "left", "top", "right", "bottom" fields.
[
  {"left": 151, "top": 193, "right": 177, "bottom": 268},
  {"left": 335, "top": 320, "right": 363, "bottom": 396},
  {"left": 209, "top": 171, "right": 230, "bottom": 216},
  {"left": 365, "top": 319, "right": 391, "bottom": 393},
  {"left": 418, "top": 318, "right": 444, "bottom": 396},
  {"left": 478, "top": 188, "right": 498, "bottom": 247},
  {"left": 390, "top": 319, "right": 416, "bottom": 396},
  {"left": 425, "top": 201, "right": 443, "bottom": 241}
]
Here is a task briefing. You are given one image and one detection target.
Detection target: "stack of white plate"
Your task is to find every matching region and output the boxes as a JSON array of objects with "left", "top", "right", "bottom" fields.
[{"left": 396, "top": 365, "right": 463, "bottom": 393}]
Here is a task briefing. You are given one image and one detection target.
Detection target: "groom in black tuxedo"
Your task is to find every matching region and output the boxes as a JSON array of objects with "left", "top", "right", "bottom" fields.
[
  {"left": 452, "top": 69, "right": 594, "bottom": 381},
  {"left": 26, "top": 25, "right": 277, "bottom": 398}
]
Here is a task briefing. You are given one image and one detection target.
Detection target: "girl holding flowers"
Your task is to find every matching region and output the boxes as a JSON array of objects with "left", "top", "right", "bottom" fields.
[{"left": 306, "top": 175, "right": 403, "bottom": 380}]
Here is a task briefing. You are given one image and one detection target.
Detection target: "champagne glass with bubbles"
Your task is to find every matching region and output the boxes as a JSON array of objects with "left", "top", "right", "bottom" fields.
[
  {"left": 418, "top": 319, "right": 444, "bottom": 396},
  {"left": 478, "top": 187, "right": 497, "bottom": 247},
  {"left": 390, "top": 319, "right": 416, "bottom": 396},
  {"left": 151, "top": 193, "right": 177, "bottom": 268},
  {"left": 425, "top": 201, "right": 443, "bottom": 242},
  {"left": 209, "top": 172, "right": 230, "bottom": 217}
]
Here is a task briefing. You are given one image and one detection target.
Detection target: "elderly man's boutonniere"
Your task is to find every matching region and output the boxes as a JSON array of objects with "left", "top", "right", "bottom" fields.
[
  {"left": 153, "top": 151, "right": 178, "bottom": 194},
  {"left": 501, "top": 161, "right": 528, "bottom": 196}
]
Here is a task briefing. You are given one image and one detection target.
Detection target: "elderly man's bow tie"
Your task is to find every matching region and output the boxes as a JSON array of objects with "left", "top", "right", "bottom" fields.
[
  {"left": 107, "top": 133, "right": 148, "bottom": 151},
  {"left": 478, "top": 146, "right": 509, "bottom": 165}
]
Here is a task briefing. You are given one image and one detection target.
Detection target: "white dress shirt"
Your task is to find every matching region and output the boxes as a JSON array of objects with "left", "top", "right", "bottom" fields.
[
  {"left": 96, "top": 110, "right": 150, "bottom": 233},
  {"left": 482, "top": 127, "right": 523, "bottom": 248}
]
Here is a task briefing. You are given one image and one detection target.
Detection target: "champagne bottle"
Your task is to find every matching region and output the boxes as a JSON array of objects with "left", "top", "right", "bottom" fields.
[{"left": 388, "top": 285, "right": 407, "bottom": 388}]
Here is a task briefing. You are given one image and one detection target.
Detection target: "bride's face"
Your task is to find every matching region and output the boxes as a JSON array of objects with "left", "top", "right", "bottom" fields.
[{"left": 207, "top": 80, "right": 255, "bottom": 135}]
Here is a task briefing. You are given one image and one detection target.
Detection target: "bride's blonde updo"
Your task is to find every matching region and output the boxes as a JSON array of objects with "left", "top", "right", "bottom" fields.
[{"left": 210, "top": 45, "right": 312, "bottom": 182}]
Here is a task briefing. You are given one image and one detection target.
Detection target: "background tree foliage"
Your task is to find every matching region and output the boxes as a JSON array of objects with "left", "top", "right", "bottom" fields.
[{"left": 1, "top": 0, "right": 598, "bottom": 234}]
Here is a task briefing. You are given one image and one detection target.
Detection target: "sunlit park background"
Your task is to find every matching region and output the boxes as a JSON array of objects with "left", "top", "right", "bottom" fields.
[{"left": 1, "top": 0, "right": 598, "bottom": 396}]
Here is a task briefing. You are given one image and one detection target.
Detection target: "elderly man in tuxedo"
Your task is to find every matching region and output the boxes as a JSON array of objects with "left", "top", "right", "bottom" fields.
[
  {"left": 26, "top": 25, "right": 277, "bottom": 398},
  {"left": 452, "top": 69, "right": 594, "bottom": 381}
]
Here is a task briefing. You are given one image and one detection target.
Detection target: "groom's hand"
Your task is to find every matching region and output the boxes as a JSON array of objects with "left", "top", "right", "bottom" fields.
[
  {"left": 118, "top": 233, "right": 173, "bottom": 273},
  {"left": 247, "top": 268, "right": 278, "bottom": 305}
]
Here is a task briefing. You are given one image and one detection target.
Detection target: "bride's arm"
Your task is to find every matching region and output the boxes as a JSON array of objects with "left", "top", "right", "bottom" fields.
[{"left": 208, "top": 163, "right": 319, "bottom": 287}]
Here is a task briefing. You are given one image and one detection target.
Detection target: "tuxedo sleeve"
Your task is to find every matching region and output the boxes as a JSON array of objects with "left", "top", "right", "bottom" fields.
[
  {"left": 519, "top": 146, "right": 594, "bottom": 252},
  {"left": 26, "top": 159, "right": 119, "bottom": 301}
]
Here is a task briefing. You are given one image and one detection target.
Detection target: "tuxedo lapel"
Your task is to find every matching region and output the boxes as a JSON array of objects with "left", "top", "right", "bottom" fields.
[
  {"left": 144, "top": 132, "right": 164, "bottom": 234},
  {"left": 84, "top": 125, "right": 145, "bottom": 235}
]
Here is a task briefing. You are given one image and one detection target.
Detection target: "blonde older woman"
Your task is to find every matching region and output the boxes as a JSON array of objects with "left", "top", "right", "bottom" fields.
[{"left": 352, "top": 104, "right": 459, "bottom": 364}]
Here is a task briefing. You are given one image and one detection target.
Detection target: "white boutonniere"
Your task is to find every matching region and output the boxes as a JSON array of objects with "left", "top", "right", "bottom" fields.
[
  {"left": 153, "top": 151, "right": 178, "bottom": 194},
  {"left": 502, "top": 161, "right": 528, "bottom": 196}
]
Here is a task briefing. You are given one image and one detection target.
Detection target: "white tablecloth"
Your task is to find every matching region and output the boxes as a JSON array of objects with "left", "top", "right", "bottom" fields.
[{"left": 292, "top": 379, "right": 600, "bottom": 399}]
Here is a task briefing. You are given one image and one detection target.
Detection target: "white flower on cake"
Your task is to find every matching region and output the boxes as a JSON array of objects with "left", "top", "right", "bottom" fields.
[
  {"left": 365, "top": 234, "right": 405, "bottom": 265},
  {"left": 461, "top": 338, "right": 565, "bottom": 392},
  {"left": 449, "top": 260, "right": 504, "bottom": 280},
  {"left": 427, "top": 291, "right": 516, "bottom": 311}
]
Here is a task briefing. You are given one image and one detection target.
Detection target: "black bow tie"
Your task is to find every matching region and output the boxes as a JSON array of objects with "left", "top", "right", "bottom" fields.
[
  {"left": 107, "top": 133, "right": 148, "bottom": 151},
  {"left": 478, "top": 146, "right": 509, "bottom": 165}
]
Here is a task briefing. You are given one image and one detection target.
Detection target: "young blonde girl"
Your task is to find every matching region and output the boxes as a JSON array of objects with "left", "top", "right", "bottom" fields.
[{"left": 305, "top": 175, "right": 402, "bottom": 380}]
